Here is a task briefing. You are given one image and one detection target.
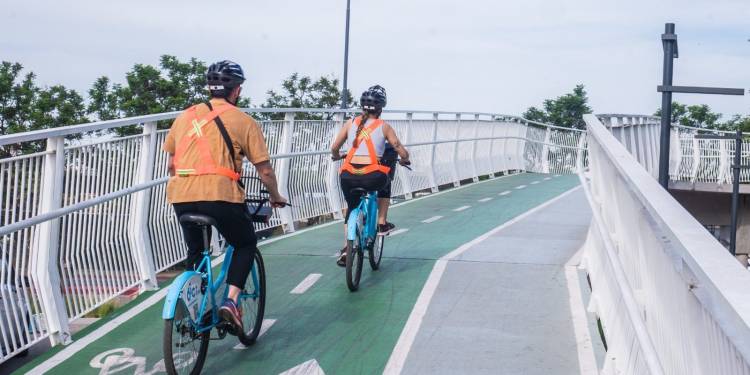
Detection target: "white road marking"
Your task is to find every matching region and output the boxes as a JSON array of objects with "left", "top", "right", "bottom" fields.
[
  {"left": 290, "top": 274, "right": 322, "bottom": 294},
  {"left": 478, "top": 197, "right": 492, "bottom": 202},
  {"left": 279, "top": 359, "right": 325, "bottom": 375},
  {"left": 390, "top": 228, "right": 409, "bottom": 236},
  {"left": 564, "top": 249, "right": 598, "bottom": 374},
  {"left": 421, "top": 216, "right": 443, "bottom": 224},
  {"left": 384, "top": 186, "right": 582, "bottom": 375},
  {"left": 233, "top": 319, "right": 277, "bottom": 350},
  {"left": 531, "top": 181, "right": 540, "bottom": 185},
  {"left": 515, "top": 185, "right": 527, "bottom": 189},
  {"left": 453, "top": 205, "right": 471, "bottom": 212},
  {"left": 499, "top": 191, "right": 511, "bottom": 196},
  {"left": 544, "top": 177, "right": 552, "bottom": 181}
]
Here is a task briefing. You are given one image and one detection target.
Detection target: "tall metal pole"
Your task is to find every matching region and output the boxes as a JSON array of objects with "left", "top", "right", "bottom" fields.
[
  {"left": 658, "top": 23, "right": 677, "bottom": 189},
  {"left": 730, "top": 129, "right": 742, "bottom": 256},
  {"left": 340, "top": 0, "right": 351, "bottom": 109}
]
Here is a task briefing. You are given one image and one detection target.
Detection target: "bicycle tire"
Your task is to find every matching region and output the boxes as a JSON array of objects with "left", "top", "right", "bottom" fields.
[
  {"left": 163, "top": 301, "right": 209, "bottom": 375},
  {"left": 346, "top": 238, "right": 364, "bottom": 291},
  {"left": 237, "top": 251, "right": 266, "bottom": 346},
  {"left": 369, "top": 234, "right": 385, "bottom": 270}
]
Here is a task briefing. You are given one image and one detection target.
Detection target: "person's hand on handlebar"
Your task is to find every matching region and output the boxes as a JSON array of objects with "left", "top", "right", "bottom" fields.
[
  {"left": 398, "top": 158, "right": 411, "bottom": 166},
  {"left": 331, "top": 151, "right": 344, "bottom": 161},
  {"left": 270, "top": 195, "right": 288, "bottom": 208}
]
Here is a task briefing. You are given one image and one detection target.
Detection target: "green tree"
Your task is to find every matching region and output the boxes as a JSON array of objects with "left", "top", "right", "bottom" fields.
[
  {"left": 88, "top": 55, "right": 251, "bottom": 136},
  {"left": 260, "top": 73, "right": 352, "bottom": 120},
  {"left": 0, "top": 62, "right": 87, "bottom": 157},
  {"left": 523, "top": 85, "right": 592, "bottom": 129},
  {"left": 719, "top": 115, "right": 750, "bottom": 133},
  {"left": 655, "top": 102, "right": 722, "bottom": 129}
]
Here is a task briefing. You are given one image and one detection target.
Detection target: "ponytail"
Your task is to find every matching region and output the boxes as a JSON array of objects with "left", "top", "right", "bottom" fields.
[{"left": 353, "top": 112, "right": 370, "bottom": 148}]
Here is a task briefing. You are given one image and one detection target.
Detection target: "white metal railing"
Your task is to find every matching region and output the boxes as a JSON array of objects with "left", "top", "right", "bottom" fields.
[
  {"left": 597, "top": 114, "right": 750, "bottom": 185},
  {"left": 581, "top": 114, "right": 750, "bottom": 375},
  {"left": 0, "top": 107, "right": 584, "bottom": 362}
]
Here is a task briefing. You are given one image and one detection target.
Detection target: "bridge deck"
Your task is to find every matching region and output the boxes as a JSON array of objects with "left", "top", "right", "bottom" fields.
[{"left": 15, "top": 173, "right": 593, "bottom": 375}]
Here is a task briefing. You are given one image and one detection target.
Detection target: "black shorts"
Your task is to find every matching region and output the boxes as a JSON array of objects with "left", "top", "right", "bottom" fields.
[
  {"left": 378, "top": 146, "right": 398, "bottom": 198},
  {"left": 173, "top": 201, "right": 257, "bottom": 289},
  {"left": 340, "top": 167, "right": 389, "bottom": 222}
]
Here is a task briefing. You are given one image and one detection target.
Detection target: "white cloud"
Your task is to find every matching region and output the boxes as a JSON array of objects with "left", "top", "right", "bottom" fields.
[{"left": 1, "top": 0, "right": 748, "bottom": 118}]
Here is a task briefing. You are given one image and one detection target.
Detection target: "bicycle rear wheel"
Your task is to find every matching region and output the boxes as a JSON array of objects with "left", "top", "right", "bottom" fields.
[
  {"left": 163, "top": 301, "right": 209, "bottom": 375},
  {"left": 369, "top": 234, "right": 385, "bottom": 270},
  {"left": 346, "top": 237, "right": 364, "bottom": 291},
  {"left": 237, "top": 251, "right": 266, "bottom": 346}
]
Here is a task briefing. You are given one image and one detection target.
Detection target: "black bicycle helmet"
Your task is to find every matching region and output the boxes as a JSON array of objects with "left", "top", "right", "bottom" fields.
[
  {"left": 206, "top": 60, "right": 246, "bottom": 91},
  {"left": 360, "top": 85, "right": 387, "bottom": 113}
]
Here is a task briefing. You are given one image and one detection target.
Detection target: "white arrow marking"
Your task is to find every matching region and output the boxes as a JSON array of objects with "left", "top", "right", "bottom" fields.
[
  {"left": 233, "top": 319, "right": 277, "bottom": 350},
  {"left": 453, "top": 205, "right": 471, "bottom": 212},
  {"left": 499, "top": 191, "right": 511, "bottom": 196},
  {"left": 422, "top": 215, "right": 443, "bottom": 223},
  {"left": 279, "top": 359, "right": 325, "bottom": 375},
  {"left": 290, "top": 273, "right": 322, "bottom": 294}
]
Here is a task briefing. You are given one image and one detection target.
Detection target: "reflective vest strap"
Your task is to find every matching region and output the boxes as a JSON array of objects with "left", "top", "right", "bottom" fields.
[{"left": 340, "top": 117, "right": 391, "bottom": 175}]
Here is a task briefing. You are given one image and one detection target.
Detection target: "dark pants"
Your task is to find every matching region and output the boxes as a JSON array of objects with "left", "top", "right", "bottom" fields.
[
  {"left": 379, "top": 146, "right": 398, "bottom": 198},
  {"left": 340, "top": 167, "right": 389, "bottom": 222},
  {"left": 173, "top": 201, "right": 257, "bottom": 288}
]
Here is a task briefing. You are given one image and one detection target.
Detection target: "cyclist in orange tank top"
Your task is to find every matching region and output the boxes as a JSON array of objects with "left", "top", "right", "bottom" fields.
[{"left": 330, "top": 85, "right": 410, "bottom": 266}]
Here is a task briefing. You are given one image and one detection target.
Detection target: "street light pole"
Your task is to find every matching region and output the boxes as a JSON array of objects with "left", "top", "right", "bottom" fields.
[{"left": 340, "top": 0, "right": 351, "bottom": 109}]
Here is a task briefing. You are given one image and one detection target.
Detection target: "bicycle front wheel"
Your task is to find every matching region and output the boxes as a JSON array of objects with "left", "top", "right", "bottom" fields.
[
  {"left": 163, "top": 301, "right": 209, "bottom": 375},
  {"left": 237, "top": 250, "right": 266, "bottom": 346},
  {"left": 369, "top": 234, "right": 385, "bottom": 270}
]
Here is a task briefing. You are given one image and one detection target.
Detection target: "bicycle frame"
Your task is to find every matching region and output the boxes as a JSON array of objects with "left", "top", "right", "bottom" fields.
[
  {"left": 162, "top": 245, "right": 260, "bottom": 333},
  {"left": 346, "top": 191, "right": 379, "bottom": 248}
]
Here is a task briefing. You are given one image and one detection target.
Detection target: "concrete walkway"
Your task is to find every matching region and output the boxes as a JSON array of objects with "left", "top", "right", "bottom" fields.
[{"left": 399, "top": 190, "right": 600, "bottom": 374}]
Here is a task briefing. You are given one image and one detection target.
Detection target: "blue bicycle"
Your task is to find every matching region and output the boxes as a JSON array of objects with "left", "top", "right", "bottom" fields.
[
  {"left": 345, "top": 161, "right": 410, "bottom": 291},
  {"left": 161, "top": 192, "right": 274, "bottom": 375}
]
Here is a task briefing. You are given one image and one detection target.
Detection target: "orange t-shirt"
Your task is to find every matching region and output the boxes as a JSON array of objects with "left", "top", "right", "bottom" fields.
[{"left": 162, "top": 98, "right": 270, "bottom": 204}]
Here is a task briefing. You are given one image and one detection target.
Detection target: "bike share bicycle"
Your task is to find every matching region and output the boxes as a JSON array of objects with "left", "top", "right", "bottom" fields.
[
  {"left": 343, "top": 159, "right": 410, "bottom": 292},
  {"left": 161, "top": 182, "right": 286, "bottom": 375}
]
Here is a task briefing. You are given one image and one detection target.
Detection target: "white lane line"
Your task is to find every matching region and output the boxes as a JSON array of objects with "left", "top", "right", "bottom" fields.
[
  {"left": 453, "top": 205, "right": 471, "bottom": 212},
  {"left": 531, "top": 181, "right": 540, "bottom": 185},
  {"left": 384, "top": 186, "right": 582, "bottom": 374},
  {"left": 290, "top": 273, "right": 322, "bottom": 294},
  {"left": 499, "top": 191, "right": 511, "bottom": 196},
  {"left": 515, "top": 185, "right": 527, "bottom": 189},
  {"left": 389, "top": 228, "right": 409, "bottom": 236},
  {"left": 565, "top": 249, "right": 598, "bottom": 374},
  {"left": 478, "top": 197, "right": 492, "bottom": 203},
  {"left": 421, "top": 216, "right": 443, "bottom": 224},
  {"left": 544, "top": 177, "right": 552, "bottom": 181},
  {"left": 233, "top": 319, "right": 278, "bottom": 350}
]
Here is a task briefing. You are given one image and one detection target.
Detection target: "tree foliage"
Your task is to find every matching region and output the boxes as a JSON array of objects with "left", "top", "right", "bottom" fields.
[
  {"left": 523, "top": 85, "right": 592, "bottom": 129},
  {"left": 260, "top": 73, "right": 352, "bottom": 120},
  {"left": 654, "top": 102, "right": 722, "bottom": 129},
  {"left": 0, "top": 61, "right": 88, "bottom": 157}
]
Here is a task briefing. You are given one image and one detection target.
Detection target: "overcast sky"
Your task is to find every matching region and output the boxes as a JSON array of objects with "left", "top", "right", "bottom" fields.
[{"left": 2, "top": 0, "right": 749, "bottom": 118}]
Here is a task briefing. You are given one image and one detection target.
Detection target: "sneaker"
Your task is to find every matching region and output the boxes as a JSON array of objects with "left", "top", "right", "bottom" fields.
[
  {"left": 218, "top": 299, "right": 243, "bottom": 334},
  {"left": 336, "top": 248, "right": 347, "bottom": 267},
  {"left": 378, "top": 222, "right": 396, "bottom": 235}
]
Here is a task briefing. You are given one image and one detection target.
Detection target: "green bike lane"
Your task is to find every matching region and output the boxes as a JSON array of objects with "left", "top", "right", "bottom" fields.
[{"left": 20, "top": 173, "right": 578, "bottom": 375}]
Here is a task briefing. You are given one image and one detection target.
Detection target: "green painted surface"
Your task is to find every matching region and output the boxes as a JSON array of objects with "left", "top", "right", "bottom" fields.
[{"left": 20, "top": 173, "right": 578, "bottom": 375}]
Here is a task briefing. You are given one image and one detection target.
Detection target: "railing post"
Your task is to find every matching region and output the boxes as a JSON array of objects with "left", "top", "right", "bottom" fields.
[
  {"left": 450, "top": 114, "right": 461, "bottom": 187},
  {"left": 129, "top": 121, "right": 158, "bottom": 291},
  {"left": 428, "top": 113, "right": 440, "bottom": 193},
  {"left": 576, "top": 132, "right": 587, "bottom": 173},
  {"left": 397, "top": 113, "right": 414, "bottom": 199},
  {"left": 719, "top": 138, "right": 729, "bottom": 184},
  {"left": 470, "top": 114, "right": 480, "bottom": 182},
  {"left": 488, "top": 115, "right": 497, "bottom": 178},
  {"left": 669, "top": 126, "right": 682, "bottom": 181},
  {"left": 32, "top": 136, "right": 71, "bottom": 345},
  {"left": 326, "top": 113, "right": 344, "bottom": 219},
  {"left": 541, "top": 126, "right": 551, "bottom": 174},
  {"left": 690, "top": 136, "right": 700, "bottom": 183},
  {"left": 277, "top": 113, "right": 296, "bottom": 232}
]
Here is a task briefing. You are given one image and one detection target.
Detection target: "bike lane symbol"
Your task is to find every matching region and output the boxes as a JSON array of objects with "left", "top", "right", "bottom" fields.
[{"left": 89, "top": 348, "right": 194, "bottom": 375}]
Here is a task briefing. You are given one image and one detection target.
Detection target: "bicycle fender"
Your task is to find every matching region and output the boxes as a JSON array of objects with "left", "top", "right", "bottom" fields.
[
  {"left": 346, "top": 208, "right": 361, "bottom": 241},
  {"left": 162, "top": 271, "right": 203, "bottom": 320}
]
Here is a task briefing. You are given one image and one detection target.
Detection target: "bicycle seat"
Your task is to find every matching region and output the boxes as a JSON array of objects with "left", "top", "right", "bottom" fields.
[
  {"left": 179, "top": 213, "right": 218, "bottom": 228},
  {"left": 349, "top": 188, "right": 369, "bottom": 197}
]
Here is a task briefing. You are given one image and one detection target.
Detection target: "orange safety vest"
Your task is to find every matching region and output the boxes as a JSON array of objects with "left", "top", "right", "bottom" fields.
[
  {"left": 340, "top": 116, "right": 392, "bottom": 175},
  {"left": 173, "top": 103, "right": 241, "bottom": 182}
]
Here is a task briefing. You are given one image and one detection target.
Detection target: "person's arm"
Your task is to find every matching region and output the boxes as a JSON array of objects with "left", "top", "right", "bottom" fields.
[
  {"left": 254, "top": 161, "right": 287, "bottom": 207},
  {"left": 382, "top": 123, "right": 409, "bottom": 163},
  {"left": 163, "top": 123, "right": 177, "bottom": 176},
  {"left": 330, "top": 120, "right": 351, "bottom": 160},
  {"left": 167, "top": 155, "right": 175, "bottom": 176}
]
